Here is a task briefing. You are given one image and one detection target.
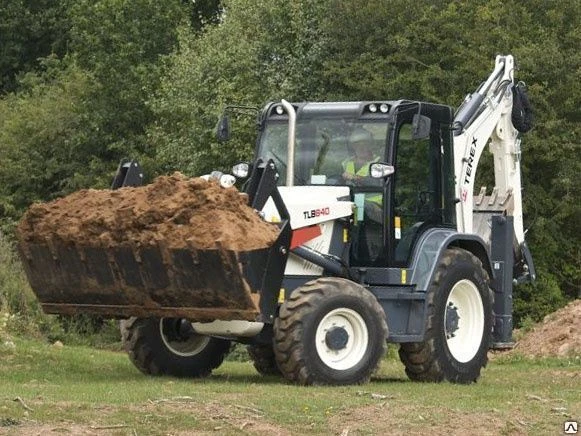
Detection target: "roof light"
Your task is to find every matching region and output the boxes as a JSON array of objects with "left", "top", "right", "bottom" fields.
[
  {"left": 369, "top": 103, "right": 377, "bottom": 113},
  {"left": 275, "top": 105, "right": 284, "bottom": 115},
  {"left": 380, "top": 103, "right": 389, "bottom": 113}
]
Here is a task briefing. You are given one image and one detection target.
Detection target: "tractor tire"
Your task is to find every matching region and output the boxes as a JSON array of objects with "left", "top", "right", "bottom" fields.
[
  {"left": 247, "top": 344, "right": 282, "bottom": 376},
  {"left": 120, "top": 317, "right": 231, "bottom": 378},
  {"left": 273, "top": 277, "right": 388, "bottom": 385},
  {"left": 399, "top": 247, "right": 493, "bottom": 384}
]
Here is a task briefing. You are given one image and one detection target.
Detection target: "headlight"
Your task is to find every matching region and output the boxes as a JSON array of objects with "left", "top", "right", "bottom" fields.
[
  {"left": 210, "top": 170, "right": 224, "bottom": 180},
  {"left": 232, "top": 162, "right": 250, "bottom": 178},
  {"left": 220, "top": 174, "right": 236, "bottom": 188}
]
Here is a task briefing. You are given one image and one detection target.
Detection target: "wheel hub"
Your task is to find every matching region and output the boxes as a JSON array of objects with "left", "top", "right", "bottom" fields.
[
  {"left": 444, "top": 279, "right": 485, "bottom": 364},
  {"left": 445, "top": 302, "right": 460, "bottom": 339},
  {"left": 325, "top": 326, "right": 349, "bottom": 350},
  {"left": 314, "top": 307, "right": 370, "bottom": 371},
  {"left": 159, "top": 318, "right": 210, "bottom": 357},
  {"left": 177, "top": 318, "right": 196, "bottom": 339}
]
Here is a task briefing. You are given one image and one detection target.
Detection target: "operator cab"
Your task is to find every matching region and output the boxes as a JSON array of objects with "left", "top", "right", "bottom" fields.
[{"left": 256, "top": 100, "right": 456, "bottom": 268}]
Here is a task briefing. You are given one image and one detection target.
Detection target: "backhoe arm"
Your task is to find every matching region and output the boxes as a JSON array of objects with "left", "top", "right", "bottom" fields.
[{"left": 452, "top": 55, "right": 534, "bottom": 281}]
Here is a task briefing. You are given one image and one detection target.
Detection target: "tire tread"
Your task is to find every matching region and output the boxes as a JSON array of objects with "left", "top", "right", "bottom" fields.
[
  {"left": 398, "top": 248, "right": 493, "bottom": 384},
  {"left": 120, "top": 317, "right": 230, "bottom": 378},
  {"left": 273, "top": 278, "right": 388, "bottom": 385}
]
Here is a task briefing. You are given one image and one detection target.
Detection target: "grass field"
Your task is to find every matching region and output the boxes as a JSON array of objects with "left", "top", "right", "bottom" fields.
[{"left": 0, "top": 338, "right": 579, "bottom": 435}]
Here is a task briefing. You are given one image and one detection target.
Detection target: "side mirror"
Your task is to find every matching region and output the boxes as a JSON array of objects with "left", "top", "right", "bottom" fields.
[
  {"left": 412, "top": 114, "right": 431, "bottom": 140},
  {"left": 370, "top": 162, "right": 395, "bottom": 178},
  {"left": 216, "top": 115, "right": 231, "bottom": 142}
]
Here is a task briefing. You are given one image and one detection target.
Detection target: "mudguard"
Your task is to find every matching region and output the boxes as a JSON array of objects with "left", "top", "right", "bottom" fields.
[{"left": 409, "top": 228, "right": 493, "bottom": 292}]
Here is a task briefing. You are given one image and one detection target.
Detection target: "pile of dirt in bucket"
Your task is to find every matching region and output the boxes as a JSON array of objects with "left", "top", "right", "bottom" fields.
[
  {"left": 17, "top": 172, "right": 279, "bottom": 251},
  {"left": 513, "top": 299, "right": 581, "bottom": 358}
]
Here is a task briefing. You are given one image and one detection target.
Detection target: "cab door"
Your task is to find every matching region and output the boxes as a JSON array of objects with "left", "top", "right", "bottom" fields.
[{"left": 388, "top": 112, "right": 446, "bottom": 267}]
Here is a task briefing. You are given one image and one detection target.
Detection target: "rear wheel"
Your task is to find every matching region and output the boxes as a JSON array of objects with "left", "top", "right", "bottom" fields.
[
  {"left": 399, "top": 248, "right": 493, "bottom": 383},
  {"left": 247, "top": 344, "right": 281, "bottom": 376},
  {"left": 120, "top": 317, "right": 231, "bottom": 377},
  {"left": 273, "top": 277, "right": 387, "bottom": 385}
]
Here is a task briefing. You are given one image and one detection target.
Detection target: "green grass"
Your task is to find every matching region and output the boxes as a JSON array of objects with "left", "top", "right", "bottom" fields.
[{"left": 1, "top": 339, "right": 579, "bottom": 435}]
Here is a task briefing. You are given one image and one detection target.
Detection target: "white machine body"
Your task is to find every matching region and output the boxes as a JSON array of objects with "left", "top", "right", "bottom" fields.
[
  {"left": 262, "top": 185, "right": 353, "bottom": 275},
  {"left": 453, "top": 55, "right": 525, "bottom": 244}
]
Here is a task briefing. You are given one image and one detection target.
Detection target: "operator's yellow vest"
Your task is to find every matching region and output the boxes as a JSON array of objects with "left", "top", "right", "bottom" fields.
[{"left": 342, "top": 157, "right": 382, "bottom": 205}]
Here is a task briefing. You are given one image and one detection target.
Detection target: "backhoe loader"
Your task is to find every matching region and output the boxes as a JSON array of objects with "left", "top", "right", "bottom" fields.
[{"left": 18, "top": 55, "right": 535, "bottom": 385}]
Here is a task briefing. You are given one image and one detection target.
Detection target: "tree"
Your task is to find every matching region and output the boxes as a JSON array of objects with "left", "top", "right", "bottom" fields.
[
  {"left": 0, "top": 0, "right": 578, "bottom": 324},
  {"left": 181, "top": 0, "right": 223, "bottom": 32},
  {"left": 149, "top": 0, "right": 329, "bottom": 175},
  {"left": 0, "top": 1, "right": 190, "bottom": 231},
  {"left": 0, "top": 59, "right": 95, "bottom": 231},
  {"left": 0, "top": 0, "right": 69, "bottom": 93},
  {"left": 66, "top": 0, "right": 187, "bottom": 162}
]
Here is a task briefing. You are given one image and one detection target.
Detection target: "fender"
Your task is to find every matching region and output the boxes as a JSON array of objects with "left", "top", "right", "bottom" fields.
[{"left": 409, "top": 228, "right": 494, "bottom": 292}]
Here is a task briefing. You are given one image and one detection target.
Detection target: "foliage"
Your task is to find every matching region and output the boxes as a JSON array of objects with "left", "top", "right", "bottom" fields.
[
  {"left": 65, "top": 0, "right": 188, "bottom": 177},
  {"left": 0, "top": 0, "right": 219, "bottom": 94},
  {"left": 181, "top": 0, "right": 223, "bottom": 32},
  {"left": 0, "top": 60, "right": 96, "bottom": 232},
  {"left": 513, "top": 274, "right": 567, "bottom": 326},
  {"left": 0, "top": 231, "right": 56, "bottom": 338},
  {"left": 0, "top": 0, "right": 70, "bottom": 94},
  {"left": 149, "top": 0, "right": 329, "bottom": 175},
  {"left": 0, "top": 1, "right": 190, "bottom": 231}
]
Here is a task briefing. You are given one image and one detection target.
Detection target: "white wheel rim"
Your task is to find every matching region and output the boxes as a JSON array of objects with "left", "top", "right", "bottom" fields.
[
  {"left": 159, "top": 319, "right": 210, "bottom": 357},
  {"left": 315, "top": 308, "right": 369, "bottom": 370},
  {"left": 445, "top": 279, "right": 484, "bottom": 363}
]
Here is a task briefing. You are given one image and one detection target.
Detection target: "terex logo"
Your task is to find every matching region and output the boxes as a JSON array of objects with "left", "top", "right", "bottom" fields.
[
  {"left": 303, "top": 207, "right": 330, "bottom": 219},
  {"left": 463, "top": 137, "right": 478, "bottom": 185}
]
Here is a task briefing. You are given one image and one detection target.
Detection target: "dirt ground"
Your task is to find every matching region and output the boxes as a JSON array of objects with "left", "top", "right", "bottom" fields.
[
  {"left": 17, "top": 173, "right": 278, "bottom": 251},
  {"left": 5, "top": 395, "right": 568, "bottom": 436},
  {"left": 4, "top": 398, "right": 294, "bottom": 436},
  {"left": 512, "top": 299, "right": 581, "bottom": 358}
]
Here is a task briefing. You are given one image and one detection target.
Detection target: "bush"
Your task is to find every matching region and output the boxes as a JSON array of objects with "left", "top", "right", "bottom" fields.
[
  {"left": 513, "top": 273, "right": 567, "bottom": 327},
  {"left": 0, "top": 232, "right": 67, "bottom": 340},
  {"left": 0, "top": 232, "right": 43, "bottom": 326}
]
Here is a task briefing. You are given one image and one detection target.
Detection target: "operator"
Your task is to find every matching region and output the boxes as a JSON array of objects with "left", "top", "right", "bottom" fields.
[
  {"left": 341, "top": 127, "right": 381, "bottom": 185},
  {"left": 342, "top": 127, "right": 383, "bottom": 220},
  {"left": 342, "top": 127, "right": 384, "bottom": 262}
]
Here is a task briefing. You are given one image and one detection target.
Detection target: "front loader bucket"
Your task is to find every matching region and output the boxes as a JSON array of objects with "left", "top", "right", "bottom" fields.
[{"left": 18, "top": 239, "right": 265, "bottom": 322}]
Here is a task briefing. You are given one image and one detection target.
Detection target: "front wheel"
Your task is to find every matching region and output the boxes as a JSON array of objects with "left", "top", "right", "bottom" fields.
[
  {"left": 399, "top": 247, "right": 493, "bottom": 383},
  {"left": 273, "top": 277, "right": 387, "bottom": 385},
  {"left": 120, "top": 317, "right": 231, "bottom": 377}
]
